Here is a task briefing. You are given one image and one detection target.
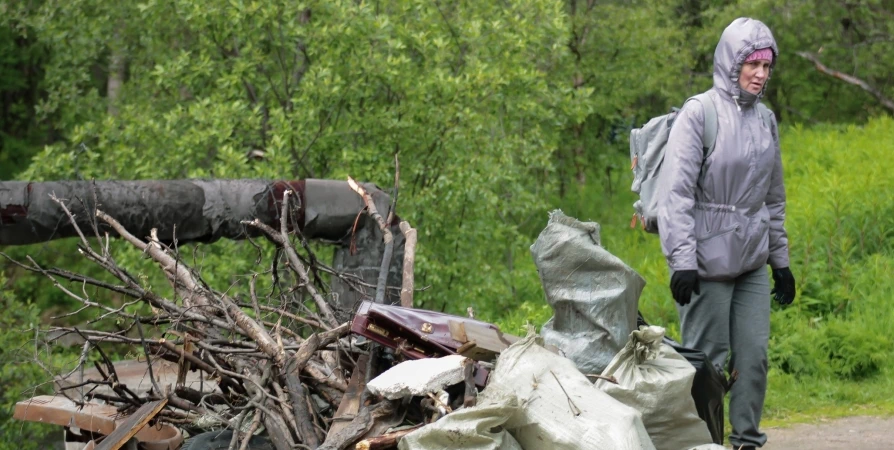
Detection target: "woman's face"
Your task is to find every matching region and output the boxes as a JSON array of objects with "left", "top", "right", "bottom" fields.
[{"left": 738, "top": 59, "right": 772, "bottom": 95}]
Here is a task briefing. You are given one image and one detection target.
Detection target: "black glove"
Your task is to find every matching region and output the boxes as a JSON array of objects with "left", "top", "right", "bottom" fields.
[
  {"left": 771, "top": 267, "right": 796, "bottom": 305},
  {"left": 670, "top": 270, "right": 700, "bottom": 306}
]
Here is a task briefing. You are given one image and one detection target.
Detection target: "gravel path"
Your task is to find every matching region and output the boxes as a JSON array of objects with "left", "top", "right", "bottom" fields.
[{"left": 761, "top": 416, "right": 894, "bottom": 449}]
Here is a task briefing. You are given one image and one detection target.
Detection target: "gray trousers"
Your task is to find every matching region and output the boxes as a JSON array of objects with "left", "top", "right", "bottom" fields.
[{"left": 676, "top": 267, "right": 771, "bottom": 448}]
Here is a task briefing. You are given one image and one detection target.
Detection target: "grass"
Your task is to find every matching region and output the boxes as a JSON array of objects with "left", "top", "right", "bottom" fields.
[{"left": 763, "top": 364, "right": 894, "bottom": 426}]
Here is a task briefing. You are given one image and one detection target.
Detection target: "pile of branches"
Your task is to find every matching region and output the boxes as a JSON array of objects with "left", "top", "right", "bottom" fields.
[{"left": 9, "top": 180, "right": 419, "bottom": 450}]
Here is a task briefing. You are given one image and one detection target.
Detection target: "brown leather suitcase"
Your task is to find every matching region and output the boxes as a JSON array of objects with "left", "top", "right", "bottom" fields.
[{"left": 350, "top": 300, "right": 502, "bottom": 360}]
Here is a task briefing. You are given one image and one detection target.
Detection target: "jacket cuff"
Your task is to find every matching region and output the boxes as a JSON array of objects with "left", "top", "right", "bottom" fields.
[
  {"left": 668, "top": 254, "right": 698, "bottom": 272},
  {"left": 768, "top": 252, "right": 790, "bottom": 270}
]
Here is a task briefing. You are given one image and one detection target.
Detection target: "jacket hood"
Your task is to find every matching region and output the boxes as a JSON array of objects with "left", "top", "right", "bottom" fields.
[{"left": 713, "top": 18, "right": 778, "bottom": 105}]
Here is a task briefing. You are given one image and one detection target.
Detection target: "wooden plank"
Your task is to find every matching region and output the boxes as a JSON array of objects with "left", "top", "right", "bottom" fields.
[
  {"left": 54, "top": 359, "right": 219, "bottom": 400},
  {"left": 93, "top": 398, "right": 167, "bottom": 450},
  {"left": 13, "top": 395, "right": 122, "bottom": 436},
  {"left": 447, "top": 321, "right": 467, "bottom": 343},
  {"left": 355, "top": 424, "right": 422, "bottom": 450},
  {"left": 465, "top": 322, "right": 519, "bottom": 348},
  {"left": 82, "top": 439, "right": 137, "bottom": 450},
  {"left": 456, "top": 342, "right": 491, "bottom": 361},
  {"left": 456, "top": 322, "right": 520, "bottom": 362},
  {"left": 326, "top": 354, "right": 369, "bottom": 439}
]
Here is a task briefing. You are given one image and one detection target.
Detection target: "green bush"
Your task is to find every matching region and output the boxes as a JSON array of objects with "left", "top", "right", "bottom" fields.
[
  {"left": 770, "top": 118, "right": 894, "bottom": 382},
  {"left": 819, "top": 318, "right": 889, "bottom": 379},
  {"left": 0, "top": 275, "right": 59, "bottom": 450}
]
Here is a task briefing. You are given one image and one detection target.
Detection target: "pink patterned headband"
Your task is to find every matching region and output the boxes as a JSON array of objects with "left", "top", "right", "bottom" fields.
[{"left": 744, "top": 48, "right": 774, "bottom": 63}]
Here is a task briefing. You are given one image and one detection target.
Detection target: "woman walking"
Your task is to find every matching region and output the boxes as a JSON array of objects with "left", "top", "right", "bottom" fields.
[{"left": 657, "top": 17, "right": 797, "bottom": 450}]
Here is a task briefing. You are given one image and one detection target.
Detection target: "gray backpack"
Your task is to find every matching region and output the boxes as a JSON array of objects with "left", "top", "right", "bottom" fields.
[{"left": 629, "top": 93, "right": 769, "bottom": 233}]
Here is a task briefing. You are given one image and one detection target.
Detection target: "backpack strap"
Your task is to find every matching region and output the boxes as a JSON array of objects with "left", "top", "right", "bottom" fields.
[{"left": 690, "top": 92, "right": 718, "bottom": 158}]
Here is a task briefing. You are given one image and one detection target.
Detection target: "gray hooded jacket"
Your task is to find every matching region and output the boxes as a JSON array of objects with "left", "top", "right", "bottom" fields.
[{"left": 657, "top": 18, "right": 790, "bottom": 280}]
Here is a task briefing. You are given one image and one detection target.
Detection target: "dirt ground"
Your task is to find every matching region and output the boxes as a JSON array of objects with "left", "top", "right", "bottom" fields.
[
  {"left": 36, "top": 415, "right": 894, "bottom": 449},
  {"left": 760, "top": 416, "right": 894, "bottom": 449}
]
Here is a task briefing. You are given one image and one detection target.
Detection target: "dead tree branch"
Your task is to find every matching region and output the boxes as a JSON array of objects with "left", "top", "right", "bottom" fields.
[
  {"left": 243, "top": 214, "right": 339, "bottom": 328},
  {"left": 347, "top": 177, "right": 393, "bottom": 305},
  {"left": 797, "top": 51, "right": 894, "bottom": 112},
  {"left": 398, "top": 221, "right": 417, "bottom": 308}
]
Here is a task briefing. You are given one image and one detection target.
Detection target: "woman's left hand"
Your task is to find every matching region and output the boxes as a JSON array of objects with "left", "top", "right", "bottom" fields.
[{"left": 771, "top": 267, "right": 796, "bottom": 305}]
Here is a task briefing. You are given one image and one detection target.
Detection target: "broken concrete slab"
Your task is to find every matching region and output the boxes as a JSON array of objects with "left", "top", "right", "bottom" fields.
[{"left": 367, "top": 355, "right": 469, "bottom": 400}]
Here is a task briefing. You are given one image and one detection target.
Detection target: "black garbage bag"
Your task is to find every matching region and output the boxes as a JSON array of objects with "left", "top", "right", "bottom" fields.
[
  {"left": 638, "top": 313, "right": 726, "bottom": 445},
  {"left": 182, "top": 430, "right": 274, "bottom": 450}
]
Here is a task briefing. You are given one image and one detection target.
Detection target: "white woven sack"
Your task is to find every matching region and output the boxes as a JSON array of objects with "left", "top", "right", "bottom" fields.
[{"left": 596, "top": 326, "right": 714, "bottom": 450}]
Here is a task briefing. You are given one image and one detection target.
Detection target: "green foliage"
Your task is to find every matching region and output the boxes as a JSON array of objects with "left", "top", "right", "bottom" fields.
[
  {"left": 0, "top": 275, "right": 59, "bottom": 450},
  {"left": 760, "top": 117, "right": 894, "bottom": 385},
  {"left": 763, "top": 364, "right": 894, "bottom": 423},
  {"left": 783, "top": 119, "right": 894, "bottom": 317},
  {"left": 770, "top": 301, "right": 892, "bottom": 381},
  {"left": 819, "top": 318, "right": 889, "bottom": 379},
  {"left": 0, "top": 16, "right": 49, "bottom": 179}
]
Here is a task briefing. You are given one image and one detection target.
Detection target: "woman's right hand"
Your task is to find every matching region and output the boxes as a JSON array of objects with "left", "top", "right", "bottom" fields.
[{"left": 671, "top": 270, "right": 700, "bottom": 306}]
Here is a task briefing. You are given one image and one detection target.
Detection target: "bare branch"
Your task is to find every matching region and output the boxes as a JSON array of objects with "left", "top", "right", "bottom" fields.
[
  {"left": 347, "top": 177, "right": 393, "bottom": 305},
  {"left": 399, "top": 221, "right": 417, "bottom": 308},
  {"left": 96, "top": 209, "right": 210, "bottom": 310},
  {"left": 797, "top": 51, "right": 894, "bottom": 112},
  {"left": 243, "top": 217, "right": 339, "bottom": 328}
]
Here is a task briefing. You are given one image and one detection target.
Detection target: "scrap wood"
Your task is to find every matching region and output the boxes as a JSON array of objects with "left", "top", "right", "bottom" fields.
[
  {"left": 347, "top": 177, "right": 393, "bottom": 305},
  {"left": 358, "top": 399, "right": 407, "bottom": 443},
  {"left": 449, "top": 320, "right": 520, "bottom": 361},
  {"left": 462, "top": 359, "right": 478, "bottom": 408},
  {"left": 10, "top": 191, "right": 376, "bottom": 450},
  {"left": 355, "top": 425, "right": 423, "bottom": 450},
  {"left": 93, "top": 398, "right": 168, "bottom": 450},
  {"left": 319, "top": 400, "right": 399, "bottom": 450},
  {"left": 398, "top": 221, "right": 417, "bottom": 308},
  {"left": 14, "top": 395, "right": 183, "bottom": 450},
  {"left": 328, "top": 354, "right": 370, "bottom": 438},
  {"left": 13, "top": 395, "right": 122, "bottom": 436}
]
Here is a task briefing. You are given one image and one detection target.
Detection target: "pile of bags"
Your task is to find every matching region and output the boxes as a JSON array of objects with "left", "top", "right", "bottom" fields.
[{"left": 379, "top": 211, "right": 728, "bottom": 450}]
